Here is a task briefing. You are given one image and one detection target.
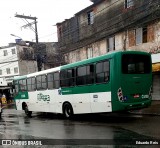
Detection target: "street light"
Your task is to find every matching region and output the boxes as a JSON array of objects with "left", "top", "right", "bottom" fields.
[
  {"left": 10, "top": 34, "right": 22, "bottom": 39},
  {"left": 10, "top": 34, "right": 24, "bottom": 44}
]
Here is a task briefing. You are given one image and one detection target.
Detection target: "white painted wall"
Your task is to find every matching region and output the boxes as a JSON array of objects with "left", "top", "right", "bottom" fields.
[
  {"left": 0, "top": 46, "right": 19, "bottom": 85},
  {"left": 152, "top": 53, "right": 160, "bottom": 63},
  {"left": 0, "top": 77, "right": 7, "bottom": 86},
  {"left": 0, "top": 61, "right": 19, "bottom": 77},
  {"left": 0, "top": 46, "right": 18, "bottom": 63}
]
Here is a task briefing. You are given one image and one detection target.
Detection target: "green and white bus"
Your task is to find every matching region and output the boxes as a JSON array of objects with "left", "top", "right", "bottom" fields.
[{"left": 13, "top": 51, "right": 152, "bottom": 118}]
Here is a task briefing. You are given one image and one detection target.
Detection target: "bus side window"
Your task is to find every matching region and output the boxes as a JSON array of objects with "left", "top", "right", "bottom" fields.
[
  {"left": 14, "top": 80, "right": 19, "bottom": 93},
  {"left": 27, "top": 77, "right": 36, "bottom": 91},
  {"left": 42, "top": 75, "right": 47, "bottom": 89},
  {"left": 27, "top": 78, "right": 32, "bottom": 91},
  {"left": 36, "top": 75, "right": 47, "bottom": 90},
  {"left": 54, "top": 72, "right": 60, "bottom": 88},
  {"left": 60, "top": 69, "right": 74, "bottom": 87},
  {"left": 67, "top": 69, "right": 75, "bottom": 87},
  {"left": 86, "top": 64, "right": 94, "bottom": 84},
  {"left": 36, "top": 76, "right": 41, "bottom": 90},
  {"left": 76, "top": 66, "right": 87, "bottom": 86},
  {"left": 76, "top": 64, "right": 94, "bottom": 86},
  {"left": 47, "top": 73, "right": 54, "bottom": 89},
  {"left": 60, "top": 70, "right": 68, "bottom": 87},
  {"left": 104, "top": 61, "right": 110, "bottom": 81},
  {"left": 47, "top": 72, "right": 60, "bottom": 89},
  {"left": 19, "top": 79, "right": 27, "bottom": 91},
  {"left": 31, "top": 77, "right": 36, "bottom": 90},
  {"left": 96, "top": 60, "right": 110, "bottom": 83}
]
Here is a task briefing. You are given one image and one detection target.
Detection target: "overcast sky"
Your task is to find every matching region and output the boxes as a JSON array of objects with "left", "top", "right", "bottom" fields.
[{"left": 0, "top": 0, "right": 92, "bottom": 46}]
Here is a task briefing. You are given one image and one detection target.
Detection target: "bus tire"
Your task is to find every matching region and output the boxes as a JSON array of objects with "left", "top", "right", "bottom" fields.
[
  {"left": 63, "top": 103, "right": 73, "bottom": 119},
  {"left": 24, "top": 105, "right": 32, "bottom": 117}
]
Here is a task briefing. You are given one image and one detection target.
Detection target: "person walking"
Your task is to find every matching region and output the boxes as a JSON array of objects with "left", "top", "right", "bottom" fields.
[
  {"left": 1, "top": 94, "right": 7, "bottom": 104},
  {"left": 0, "top": 93, "right": 2, "bottom": 106}
]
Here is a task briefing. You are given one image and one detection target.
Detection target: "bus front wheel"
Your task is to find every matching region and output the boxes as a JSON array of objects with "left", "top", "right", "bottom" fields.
[
  {"left": 24, "top": 105, "right": 32, "bottom": 117},
  {"left": 63, "top": 103, "right": 73, "bottom": 119}
]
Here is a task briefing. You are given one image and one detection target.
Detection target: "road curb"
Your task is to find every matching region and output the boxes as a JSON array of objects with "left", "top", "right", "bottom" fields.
[{"left": 129, "top": 112, "right": 160, "bottom": 116}]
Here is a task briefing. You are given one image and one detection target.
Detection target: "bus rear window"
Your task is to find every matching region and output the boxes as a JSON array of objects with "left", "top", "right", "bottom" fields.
[{"left": 122, "top": 54, "right": 151, "bottom": 74}]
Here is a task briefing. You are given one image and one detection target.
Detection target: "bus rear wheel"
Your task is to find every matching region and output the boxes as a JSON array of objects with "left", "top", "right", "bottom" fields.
[
  {"left": 63, "top": 103, "right": 73, "bottom": 119},
  {"left": 24, "top": 105, "right": 32, "bottom": 117}
]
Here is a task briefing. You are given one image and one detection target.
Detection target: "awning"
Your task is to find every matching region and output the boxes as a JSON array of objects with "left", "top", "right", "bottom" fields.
[
  {"left": 152, "top": 63, "right": 160, "bottom": 72},
  {"left": 0, "top": 87, "right": 11, "bottom": 90},
  {"left": 152, "top": 53, "right": 160, "bottom": 63}
]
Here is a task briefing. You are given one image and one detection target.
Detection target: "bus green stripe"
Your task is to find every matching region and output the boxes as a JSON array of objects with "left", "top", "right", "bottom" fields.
[
  {"left": 15, "top": 91, "right": 29, "bottom": 100},
  {"left": 61, "top": 83, "right": 111, "bottom": 95}
]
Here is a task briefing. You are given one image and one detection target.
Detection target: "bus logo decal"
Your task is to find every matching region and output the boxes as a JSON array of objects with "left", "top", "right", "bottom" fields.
[
  {"left": 37, "top": 93, "right": 50, "bottom": 101},
  {"left": 21, "top": 94, "right": 26, "bottom": 98}
]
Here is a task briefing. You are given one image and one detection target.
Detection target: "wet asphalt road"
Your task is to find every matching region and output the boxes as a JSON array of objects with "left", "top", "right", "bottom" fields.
[{"left": 0, "top": 104, "right": 160, "bottom": 147}]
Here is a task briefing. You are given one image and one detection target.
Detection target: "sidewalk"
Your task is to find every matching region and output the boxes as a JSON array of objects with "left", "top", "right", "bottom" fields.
[
  {"left": 1, "top": 102, "right": 15, "bottom": 109},
  {"left": 130, "top": 101, "right": 160, "bottom": 116}
]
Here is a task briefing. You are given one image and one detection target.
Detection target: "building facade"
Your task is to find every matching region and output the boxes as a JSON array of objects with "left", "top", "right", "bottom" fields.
[
  {"left": 57, "top": 0, "right": 160, "bottom": 100},
  {"left": 0, "top": 42, "right": 37, "bottom": 101}
]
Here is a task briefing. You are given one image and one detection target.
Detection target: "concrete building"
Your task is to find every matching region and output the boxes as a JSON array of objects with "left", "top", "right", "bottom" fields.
[
  {"left": 0, "top": 40, "right": 59, "bottom": 101},
  {"left": 56, "top": 0, "right": 160, "bottom": 100},
  {"left": 0, "top": 42, "right": 37, "bottom": 101},
  {"left": 38, "top": 42, "right": 62, "bottom": 69}
]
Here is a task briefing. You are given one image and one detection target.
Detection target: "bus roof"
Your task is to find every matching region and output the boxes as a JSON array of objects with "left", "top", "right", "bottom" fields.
[
  {"left": 61, "top": 50, "right": 150, "bottom": 70},
  {"left": 13, "top": 66, "right": 61, "bottom": 80},
  {"left": 13, "top": 50, "right": 150, "bottom": 80},
  {"left": 27, "top": 66, "right": 61, "bottom": 78},
  {"left": 14, "top": 75, "right": 27, "bottom": 80},
  {"left": 61, "top": 51, "right": 116, "bottom": 70}
]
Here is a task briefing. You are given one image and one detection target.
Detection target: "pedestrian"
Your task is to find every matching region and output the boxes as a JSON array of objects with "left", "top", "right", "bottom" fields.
[{"left": 2, "top": 94, "right": 7, "bottom": 104}]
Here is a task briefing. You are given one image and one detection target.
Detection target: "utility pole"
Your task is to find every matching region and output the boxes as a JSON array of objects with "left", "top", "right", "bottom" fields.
[{"left": 15, "top": 14, "right": 42, "bottom": 71}]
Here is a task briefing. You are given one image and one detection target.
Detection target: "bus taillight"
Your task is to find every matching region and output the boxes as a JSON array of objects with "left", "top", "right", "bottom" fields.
[
  {"left": 149, "top": 86, "right": 152, "bottom": 98},
  {"left": 117, "top": 88, "right": 128, "bottom": 102},
  {"left": 117, "top": 88, "right": 124, "bottom": 102}
]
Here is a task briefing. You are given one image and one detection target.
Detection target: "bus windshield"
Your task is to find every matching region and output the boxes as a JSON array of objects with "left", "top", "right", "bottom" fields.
[{"left": 122, "top": 54, "right": 151, "bottom": 74}]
